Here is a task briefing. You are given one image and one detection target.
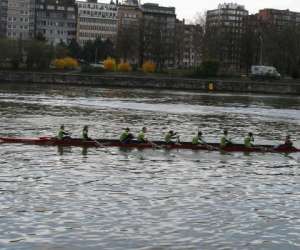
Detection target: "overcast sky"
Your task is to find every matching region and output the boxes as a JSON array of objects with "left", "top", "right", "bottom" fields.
[{"left": 125, "top": 0, "right": 300, "bottom": 21}]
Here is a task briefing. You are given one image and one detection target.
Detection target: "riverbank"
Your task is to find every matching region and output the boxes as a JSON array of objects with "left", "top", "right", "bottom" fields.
[{"left": 1, "top": 71, "right": 300, "bottom": 95}]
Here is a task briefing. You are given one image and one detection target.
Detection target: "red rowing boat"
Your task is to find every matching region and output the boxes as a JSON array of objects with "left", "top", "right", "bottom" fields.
[{"left": 0, "top": 137, "right": 299, "bottom": 153}]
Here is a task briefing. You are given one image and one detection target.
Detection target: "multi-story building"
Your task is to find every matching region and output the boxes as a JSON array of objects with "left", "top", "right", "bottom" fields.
[
  {"left": 116, "top": 0, "right": 143, "bottom": 65},
  {"left": 241, "top": 14, "right": 261, "bottom": 70},
  {"left": 0, "top": 0, "right": 8, "bottom": 37},
  {"left": 6, "top": 0, "right": 36, "bottom": 40},
  {"left": 258, "top": 9, "right": 300, "bottom": 28},
  {"left": 35, "top": 0, "right": 77, "bottom": 45},
  {"left": 174, "top": 19, "right": 185, "bottom": 67},
  {"left": 255, "top": 9, "right": 300, "bottom": 75},
  {"left": 182, "top": 23, "right": 202, "bottom": 68},
  {"left": 121, "top": 0, "right": 139, "bottom": 6},
  {"left": 175, "top": 19, "right": 203, "bottom": 68},
  {"left": 76, "top": 0, "right": 118, "bottom": 46},
  {"left": 141, "top": 3, "right": 176, "bottom": 68},
  {"left": 206, "top": 3, "right": 248, "bottom": 73}
]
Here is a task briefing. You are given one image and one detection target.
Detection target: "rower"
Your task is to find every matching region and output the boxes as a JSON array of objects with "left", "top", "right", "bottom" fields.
[
  {"left": 137, "top": 127, "right": 148, "bottom": 143},
  {"left": 58, "top": 125, "right": 71, "bottom": 140},
  {"left": 220, "top": 130, "right": 233, "bottom": 148},
  {"left": 82, "top": 125, "right": 91, "bottom": 140},
  {"left": 165, "top": 130, "right": 178, "bottom": 144},
  {"left": 120, "top": 128, "right": 134, "bottom": 143},
  {"left": 192, "top": 131, "right": 206, "bottom": 145},
  {"left": 284, "top": 135, "right": 293, "bottom": 147},
  {"left": 244, "top": 132, "right": 254, "bottom": 148}
]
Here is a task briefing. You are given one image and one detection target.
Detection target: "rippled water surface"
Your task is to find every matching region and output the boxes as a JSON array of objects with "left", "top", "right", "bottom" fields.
[{"left": 1, "top": 83, "right": 300, "bottom": 250}]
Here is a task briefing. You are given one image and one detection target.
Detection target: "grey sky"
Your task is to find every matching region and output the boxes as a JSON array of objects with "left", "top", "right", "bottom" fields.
[{"left": 139, "top": 0, "right": 300, "bottom": 21}]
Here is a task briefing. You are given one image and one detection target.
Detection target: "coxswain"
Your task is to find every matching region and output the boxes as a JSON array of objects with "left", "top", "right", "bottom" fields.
[
  {"left": 120, "top": 128, "right": 134, "bottom": 143},
  {"left": 244, "top": 132, "right": 254, "bottom": 148},
  {"left": 165, "top": 130, "right": 178, "bottom": 144},
  {"left": 82, "top": 125, "right": 90, "bottom": 140},
  {"left": 137, "top": 127, "right": 148, "bottom": 143},
  {"left": 220, "top": 130, "right": 233, "bottom": 148},
  {"left": 192, "top": 131, "right": 206, "bottom": 145},
  {"left": 58, "top": 125, "right": 71, "bottom": 140},
  {"left": 284, "top": 135, "right": 293, "bottom": 147}
]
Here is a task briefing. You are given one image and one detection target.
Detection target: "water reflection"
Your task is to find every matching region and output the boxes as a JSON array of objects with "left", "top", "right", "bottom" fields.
[
  {"left": 81, "top": 147, "right": 88, "bottom": 156},
  {"left": 1, "top": 82, "right": 300, "bottom": 110}
]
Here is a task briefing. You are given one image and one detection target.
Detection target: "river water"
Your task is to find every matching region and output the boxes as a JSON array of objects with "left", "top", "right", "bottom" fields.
[{"left": 1, "top": 83, "right": 300, "bottom": 250}]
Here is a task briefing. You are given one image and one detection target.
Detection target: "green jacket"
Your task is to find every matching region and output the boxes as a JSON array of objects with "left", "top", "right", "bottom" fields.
[
  {"left": 82, "top": 130, "right": 89, "bottom": 139},
  {"left": 165, "top": 133, "right": 174, "bottom": 143},
  {"left": 220, "top": 135, "right": 232, "bottom": 147},
  {"left": 192, "top": 136, "right": 205, "bottom": 145},
  {"left": 58, "top": 129, "right": 65, "bottom": 140},
  {"left": 244, "top": 136, "right": 254, "bottom": 147},
  {"left": 120, "top": 131, "right": 129, "bottom": 142},
  {"left": 137, "top": 131, "right": 145, "bottom": 142}
]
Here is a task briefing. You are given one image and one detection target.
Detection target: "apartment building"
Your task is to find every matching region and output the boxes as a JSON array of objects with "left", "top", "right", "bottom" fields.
[
  {"left": 121, "top": 0, "right": 139, "bottom": 6},
  {"left": 0, "top": 0, "right": 8, "bottom": 37},
  {"left": 258, "top": 9, "right": 300, "bottom": 28},
  {"left": 141, "top": 3, "right": 176, "bottom": 68},
  {"left": 117, "top": 0, "right": 143, "bottom": 64},
  {"left": 35, "top": 0, "right": 77, "bottom": 45},
  {"left": 206, "top": 3, "right": 248, "bottom": 73},
  {"left": 175, "top": 19, "right": 203, "bottom": 68},
  {"left": 6, "top": 0, "right": 36, "bottom": 40},
  {"left": 182, "top": 24, "right": 202, "bottom": 68}
]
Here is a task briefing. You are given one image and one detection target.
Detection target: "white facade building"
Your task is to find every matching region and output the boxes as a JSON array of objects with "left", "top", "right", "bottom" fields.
[
  {"left": 6, "top": 0, "right": 36, "bottom": 40},
  {"left": 76, "top": 0, "right": 118, "bottom": 46}
]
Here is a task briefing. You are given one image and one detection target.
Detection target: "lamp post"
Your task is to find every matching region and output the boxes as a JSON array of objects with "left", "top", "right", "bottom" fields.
[
  {"left": 259, "top": 35, "right": 263, "bottom": 65},
  {"left": 95, "top": 47, "right": 98, "bottom": 64}
]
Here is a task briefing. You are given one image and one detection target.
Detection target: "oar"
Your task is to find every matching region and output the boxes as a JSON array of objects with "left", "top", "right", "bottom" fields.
[
  {"left": 148, "top": 140, "right": 164, "bottom": 149},
  {"left": 98, "top": 140, "right": 114, "bottom": 154},
  {"left": 90, "top": 139, "right": 111, "bottom": 152},
  {"left": 196, "top": 128, "right": 218, "bottom": 151},
  {"left": 91, "top": 139, "right": 104, "bottom": 147},
  {"left": 269, "top": 145, "right": 298, "bottom": 160},
  {"left": 73, "top": 127, "right": 109, "bottom": 152},
  {"left": 240, "top": 143, "right": 297, "bottom": 160},
  {"left": 174, "top": 135, "right": 182, "bottom": 146},
  {"left": 203, "top": 142, "right": 219, "bottom": 151},
  {"left": 218, "top": 140, "right": 238, "bottom": 153},
  {"left": 79, "top": 131, "right": 110, "bottom": 152},
  {"left": 196, "top": 128, "right": 219, "bottom": 151},
  {"left": 63, "top": 131, "right": 72, "bottom": 138}
]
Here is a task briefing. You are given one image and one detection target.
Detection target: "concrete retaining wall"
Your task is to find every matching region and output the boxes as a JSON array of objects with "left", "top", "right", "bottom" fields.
[{"left": 1, "top": 71, "right": 300, "bottom": 95}]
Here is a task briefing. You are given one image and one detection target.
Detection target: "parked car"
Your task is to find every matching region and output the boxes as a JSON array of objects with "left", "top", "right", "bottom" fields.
[
  {"left": 250, "top": 65, "right": 281, "bottom": 80},
  {"left": 89, "top": 62, "right": 104, "bottom": 68}
]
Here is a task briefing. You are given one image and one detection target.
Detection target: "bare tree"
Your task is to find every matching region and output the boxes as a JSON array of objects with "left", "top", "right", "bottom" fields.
[
  {"left": 193, "top": 11, "right": 207, "bottom": 29},
  {"left": 116, "top": 23, "right": 141, "bottom": 65},
  {"left": 141, "top": 18, "right": 175, "bottom": 70},
  {"left": 174, "top": 20, "right": 185, "bottom": 68},
  {"left": 191, "top": 12, "right": 206, "bottom": 66},
  {"left": 261, "top": 23, "right": 300, "bottom": 77}
]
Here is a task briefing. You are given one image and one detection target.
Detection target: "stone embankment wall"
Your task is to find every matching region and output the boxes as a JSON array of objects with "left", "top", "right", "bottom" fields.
[{"left": 1, "top": 71, "right": 300, "bottom": 95}]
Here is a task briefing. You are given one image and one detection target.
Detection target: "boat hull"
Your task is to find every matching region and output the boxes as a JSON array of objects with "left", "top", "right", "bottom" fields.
[{"left": 0, "top": 137, "right": 299, "bottom": 153}]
